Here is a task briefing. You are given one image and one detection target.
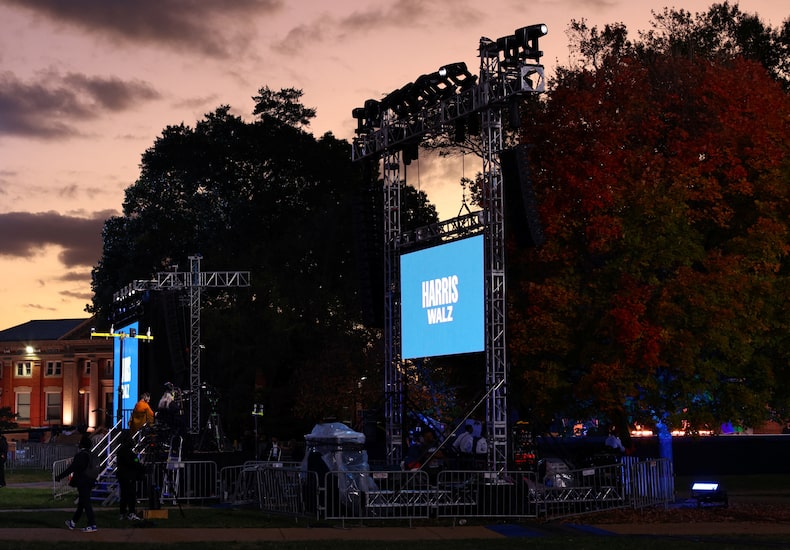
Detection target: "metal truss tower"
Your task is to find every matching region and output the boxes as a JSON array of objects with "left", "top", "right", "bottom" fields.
[
  {"left": 352, "top": 24, "right": 547, "bottom": 469},
  {"left": 479, "top": 42, "right": 509, "bottom": 472},
  {"left": 112, "top": 254, "right": 250, "bottom": 434},
  {"left": 382, "top": 147, "right": 404, "bottom": 463}
]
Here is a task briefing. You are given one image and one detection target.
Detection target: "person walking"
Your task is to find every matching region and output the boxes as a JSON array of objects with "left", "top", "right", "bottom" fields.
[
  {"left": 55, "top": 434, "right": 98, "bottom": 532},
  {"left": 115, "top": 430, "right": 143, "bottom": 521}
]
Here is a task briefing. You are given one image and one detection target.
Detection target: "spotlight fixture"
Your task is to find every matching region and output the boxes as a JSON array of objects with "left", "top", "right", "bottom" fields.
[
  {"left": 496, "top": 34, "right": 519, "bottom": 65},
  {"left": 514, "top": 23, "right": 548, "bottom": 61},
  {"left": 438, "top": 62, "right": 477, "bottom": 91},
  {"left": 364, "top": 98, "right": 381, "bottom": 125},
  {"left": 352, "top": 106, "right": 366, "bottom": 135}
]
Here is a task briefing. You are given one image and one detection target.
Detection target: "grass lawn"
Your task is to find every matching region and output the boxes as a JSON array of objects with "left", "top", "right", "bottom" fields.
[{"left": 2, "top": 469, "right": 789, "bottom": 550}]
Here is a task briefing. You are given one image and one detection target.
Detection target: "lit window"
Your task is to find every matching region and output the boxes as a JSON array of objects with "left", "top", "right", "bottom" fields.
[
  {"left": 46, "top": 393, "right": 62, "bottom": 421},
  {"left": 16, "top": 361, "right": 32, "bottom": 377},
  {"left": 46, "top": 361, "right": 62, "bottom": 376},
  {"left": 16, "top": 392, "right": 31, "bottom": 421}
]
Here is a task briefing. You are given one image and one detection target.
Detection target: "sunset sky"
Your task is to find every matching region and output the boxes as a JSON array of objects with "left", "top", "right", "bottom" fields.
[{"left": 0, "top": 0, "right": 787, "bottom": 330}]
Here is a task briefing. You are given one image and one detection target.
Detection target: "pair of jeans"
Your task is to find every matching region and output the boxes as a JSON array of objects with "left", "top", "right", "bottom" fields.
[{"left": 73, "top": 482, "right": 96, "bottom": 526}]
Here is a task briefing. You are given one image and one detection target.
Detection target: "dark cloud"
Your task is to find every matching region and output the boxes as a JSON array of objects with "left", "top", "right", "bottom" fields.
[
  {"left": 61, "top": 73, "right": 160, "bottom": 112},
  {"left": 340, "top": 0, "right": 432, "bottom": 30},
  {"left": 0, "top": 70, "right": 160, "bottom": 139},
  {"left": 59, "top": 288, "right": 94, "bottom": 301},
  {"left": 1, "top": 0, "right": 283, "bottom": 58},
  {"left": 0, "top": 210, "right": 114, "bottom": 267}
]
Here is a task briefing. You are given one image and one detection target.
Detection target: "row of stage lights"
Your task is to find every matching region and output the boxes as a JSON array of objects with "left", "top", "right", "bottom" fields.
[{"left": 352, "top": 24, "right": 548, "bottom": 140}]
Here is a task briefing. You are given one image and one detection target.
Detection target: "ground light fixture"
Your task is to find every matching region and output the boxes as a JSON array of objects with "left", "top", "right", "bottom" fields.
[{"left": 691, "top": 481, "right": 728, "bottom": 507}]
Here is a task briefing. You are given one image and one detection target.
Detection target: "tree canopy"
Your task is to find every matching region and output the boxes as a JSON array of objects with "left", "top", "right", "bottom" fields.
[
  {"left": 90, "top": 90, "right": 437, "bottom": 437},
  {"left": 508, "top": 3, "right": 790, "bottom": 434}
]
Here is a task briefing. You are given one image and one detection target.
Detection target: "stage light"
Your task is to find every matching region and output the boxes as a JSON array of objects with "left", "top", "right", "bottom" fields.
[
  {"left": 413, "top": 72, "right": 442, "bottom": 104},
  {"left": 514, "top": 23, "right": 548, "bottom": 61},
  {"left": 496, "top": 34, "right": 519, "bottom": 64},
  {"left": 438, "top": 62, "right": 477, "bottom": 91},
  {"left": 364, "top": 98, "right": 381, "bottom": 125},
  {"left": 691, "top": 481, "right": 728, "bottom": 507},
  {"left": 515, "top": 23, "right": 548, "bottom": 42},
  {"left": 382, "top": 85, "right": 413, "bottom": 118},
  {"left": 352, "top": 106, "right": 366, "bottom": 135}
]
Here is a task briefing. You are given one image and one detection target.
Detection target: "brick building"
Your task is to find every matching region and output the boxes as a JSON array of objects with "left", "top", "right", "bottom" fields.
[{"left": 0, "top": 318, "right": 114, "bottom": 437}]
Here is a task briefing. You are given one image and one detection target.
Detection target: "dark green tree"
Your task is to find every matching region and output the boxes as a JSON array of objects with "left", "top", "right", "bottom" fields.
[{"left": 90, "top": 89, "right": 437, "bottom": 438}]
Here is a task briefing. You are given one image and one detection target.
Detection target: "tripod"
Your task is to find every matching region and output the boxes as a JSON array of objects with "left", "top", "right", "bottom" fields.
[{"left": 196, "top": 388, "right": 227, "bottom": 452}]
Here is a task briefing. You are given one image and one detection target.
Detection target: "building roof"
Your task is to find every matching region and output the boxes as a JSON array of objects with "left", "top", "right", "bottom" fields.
[{"left": 0, "top": 318, "right": 92, "bottom": 342}]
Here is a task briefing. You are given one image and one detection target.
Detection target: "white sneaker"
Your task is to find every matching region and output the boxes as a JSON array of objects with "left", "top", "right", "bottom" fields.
[
  {"left": 82, "top": 525, "right": 98, "bottom": 533},
  {"left": 65, "top": 520, "right": 75, "bottom": 530},
  {"left": 127, "top": 513, "right": 142, "bottom": 521}
]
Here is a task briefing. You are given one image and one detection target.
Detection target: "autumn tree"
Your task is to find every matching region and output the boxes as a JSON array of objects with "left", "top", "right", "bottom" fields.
[{"left": 508, "top": 3, "right": 790, "bottom": 436}]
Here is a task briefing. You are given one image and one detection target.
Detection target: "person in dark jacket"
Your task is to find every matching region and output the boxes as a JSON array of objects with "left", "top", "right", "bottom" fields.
[
  {"left": 115, "top": 430, "right": 142, "bottom": 520},
  {"left": 55, "top": 434, "right": 98, "bottom": 532}
]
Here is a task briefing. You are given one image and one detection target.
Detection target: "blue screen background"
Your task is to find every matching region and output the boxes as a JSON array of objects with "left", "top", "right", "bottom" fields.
[
  {"left": 400, "top": 235, "right": 485, "bottom": 359},
  {"left": 112, "top": 321, "right": 140, "bottom": 427}
]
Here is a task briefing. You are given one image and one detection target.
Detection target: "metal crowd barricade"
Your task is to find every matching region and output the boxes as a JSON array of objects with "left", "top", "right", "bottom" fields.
[
  {"left": 7, "top": 442, "right": 75, "bottom": 470},
  {"left": 324, "top": 469, "right": 432, "bottom": 521},
  {"left": 531, "top": 462, "right": 628, "bottom": 520},
  {"left": 219, "top": 464, "right": 247, "bottom": 504},
  {"left": 49, "top": 453, "right": 673, "bottom": 521},
  {"left": 52, "top": 457, "right": 77, "bottom": 500},
  {"left": 436, "top": 470, "right": 539, "bottom": 519},
  {"left": 222, "top": 461, "right": 320, "bottom": 519},
  {"left": 626, "top": 458, "right": 674, "bottom": 509},
  {"left": 133, "top": 460, "right": 219, "bottom": 504}
]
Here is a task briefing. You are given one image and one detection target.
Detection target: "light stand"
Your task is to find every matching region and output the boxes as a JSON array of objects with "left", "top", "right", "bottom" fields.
[
  {"left": 251, "top": 404, "right": 264, "bottom": 460},
  {"left": 196, "top": 384, "right": 227, "bottom": 452}
]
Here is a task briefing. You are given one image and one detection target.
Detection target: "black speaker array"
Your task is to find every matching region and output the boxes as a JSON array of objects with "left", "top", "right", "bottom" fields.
[{"left": 499, "top": 144, "right": 545, "bottom": 248}]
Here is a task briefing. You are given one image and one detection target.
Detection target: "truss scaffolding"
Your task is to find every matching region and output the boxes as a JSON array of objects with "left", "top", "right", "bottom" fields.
[{"left": 352, "top": 27, "right": 547, "bottom": 470}]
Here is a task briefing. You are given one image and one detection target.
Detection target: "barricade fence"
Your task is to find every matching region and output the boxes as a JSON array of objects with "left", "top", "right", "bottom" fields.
[
  {"left": 324, "top": 470, "right": 432, "bottom": 521},
  {"left": 220, "top": 461, "right": 319, "bottom": 519},
  {"left": 7, "top": 442, "right": 75, "bottom": 470},
  {"left": 50, "top": 455, "right": 674, "bottom": 521},
  {"left": 52, "top": 458, "right": 219, "bottom": 503},
  {"left": 626, "top": 458, "right": 675, "bottom": 510}
]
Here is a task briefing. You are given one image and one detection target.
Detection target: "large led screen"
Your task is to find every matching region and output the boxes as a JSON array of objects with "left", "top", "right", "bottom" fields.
[
  {"left": 112, "top": 321, "right": 140, "bottom": 427},
  {"left": 400, "top": 234, "right": 485, "bottom": 359}
]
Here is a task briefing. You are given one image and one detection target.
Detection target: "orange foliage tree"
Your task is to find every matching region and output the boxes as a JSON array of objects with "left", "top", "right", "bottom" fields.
[{"left": 508, "top": 4, "right": 790, "bottom": 435}]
